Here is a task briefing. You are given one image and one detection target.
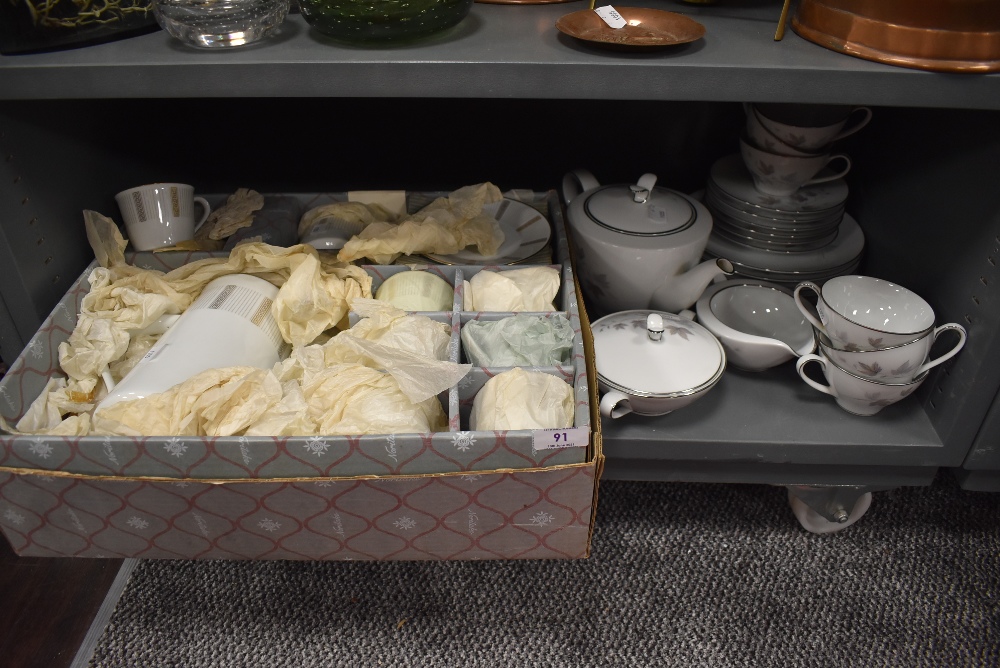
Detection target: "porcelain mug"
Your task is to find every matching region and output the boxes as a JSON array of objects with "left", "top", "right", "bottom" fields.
[
  {"left": 116, "top": 183, "right": 211, "bottom": 251},
  {"left": 796, "top": 352, "right": 928, "bottom": 416},
  {"left": 740, "top": 138, "right": 851, "bottom": 196},
  {"left": 818, "top": 323, "right": 966, "bottom": 383},
  {"left": 753, "top": 103, "right": 873, "bottom": 151},
  {"left": 744, "top": 105, "right": 823, "bottom": 157},
  {"left": 97, "top": 274, "right": 286, "bottom": 411},
  {"left": 793, "top": 276, "right": 936, "bottom": 351}
]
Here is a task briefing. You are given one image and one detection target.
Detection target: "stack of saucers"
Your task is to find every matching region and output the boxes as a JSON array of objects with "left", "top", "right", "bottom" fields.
[{"left": 700, "top": 154, "right": 864, "bottom": 287}]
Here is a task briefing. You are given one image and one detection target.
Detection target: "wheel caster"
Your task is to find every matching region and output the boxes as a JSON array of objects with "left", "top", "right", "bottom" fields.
[{"left": 787, "top": 488, "right": 872, "bottom": 534}]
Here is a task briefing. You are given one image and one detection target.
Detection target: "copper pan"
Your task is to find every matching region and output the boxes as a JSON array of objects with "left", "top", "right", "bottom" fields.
[{"left": 791, "top": 0, "right": 1000, "bottom": 73}]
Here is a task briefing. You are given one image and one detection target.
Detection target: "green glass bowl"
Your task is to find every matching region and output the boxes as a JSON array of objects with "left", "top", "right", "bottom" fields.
[{"left": 298, "top": 0, "right": 474, "bottom": 42}]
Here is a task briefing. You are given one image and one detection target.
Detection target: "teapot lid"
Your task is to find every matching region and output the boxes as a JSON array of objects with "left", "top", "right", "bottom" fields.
[
  {"left": 592, "top": 310, "right": 725, "bottom": 397},
  {"left": 584, "top": 174, "right": 698, "bottom": 236}
]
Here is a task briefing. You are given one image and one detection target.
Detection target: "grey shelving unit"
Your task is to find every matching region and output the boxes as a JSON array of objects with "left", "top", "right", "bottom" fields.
[{"left": 2, "top": 3, "right": 999, "bottom": 494}]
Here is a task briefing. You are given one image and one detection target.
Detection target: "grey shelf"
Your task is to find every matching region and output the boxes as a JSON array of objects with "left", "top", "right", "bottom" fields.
[
  {"left": 1, "top": 3, "right": 999, "bottom": 108},
  {"left": 601, "top": 365, "right": 946, "bottom": 465},
  {"left": 600, "top": 364, "right": 949, "bottom": 486},
  {"left": 2, "top": 3, "right": 1000, "bottom": 490}
]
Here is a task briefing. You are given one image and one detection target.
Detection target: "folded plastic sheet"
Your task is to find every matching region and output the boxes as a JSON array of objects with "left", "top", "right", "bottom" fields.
[
  {"left": 90, "top": 305, "right": 469, "bottom": 437},
  {"left": 344, "top": 298, "right": 452, "bottom": 361},
  {"left": 18, "top": 290, "right": 470, "bottom": 437},
  {"left": 469, "top": 367, "right": 574, "bottom": 431},
  {"left": 336, "top": 183, "right": 506, "bottom": 264},
  {"left": 223, "top": 194, "right": 302, "bottom": 250},
  {"left": 461, "top": 314, "right": 575, "bottom": 367},
  {"left": 8, "top": 211, "right": 396, "bottom": 435},
  {"left": 465, "top": 266, "right": 561, "bottom": 312}
]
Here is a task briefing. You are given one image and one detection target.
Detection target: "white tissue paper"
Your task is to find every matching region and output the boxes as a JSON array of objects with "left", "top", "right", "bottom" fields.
[
  {"left": 465, "top": 266, "right": 561, "bottom": 312},
  {"left": 469, "top": 367, "right": 574, "bottom": 431},
  {"left": 8, "top": 212, "right": 477, "bottom": 438}
]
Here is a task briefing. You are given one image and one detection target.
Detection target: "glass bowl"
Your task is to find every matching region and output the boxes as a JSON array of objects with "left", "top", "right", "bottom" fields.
[
  {"left": 298, "top": 0, "right": 474, "bottom": 42},
  {"left": 152, "top": 0, "right": 291, "bottom": 48}
]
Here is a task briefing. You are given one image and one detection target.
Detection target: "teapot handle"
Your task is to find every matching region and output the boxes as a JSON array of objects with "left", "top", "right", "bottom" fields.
[{"left": 562, "top": 169, "right": 601, "bottom": 205}]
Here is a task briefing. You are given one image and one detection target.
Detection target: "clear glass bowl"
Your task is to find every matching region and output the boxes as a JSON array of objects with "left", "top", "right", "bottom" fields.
[
  {"left": 298, "top": 0, "right": 474, "bottom": 42},
  {"left": 152, "top": 0, "right": 290, "bottom": 48}
]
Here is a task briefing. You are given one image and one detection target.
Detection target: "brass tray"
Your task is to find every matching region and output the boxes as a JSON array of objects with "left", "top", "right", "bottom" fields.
[
  {"left": 555, "top": 7, "right": 705, "bottom": 51},
  {"left": 791, "top": 0, "right": 1000, "bottom": 73},
  {"left": 478, "top": 0, "right": 577, "bottom": 4}
]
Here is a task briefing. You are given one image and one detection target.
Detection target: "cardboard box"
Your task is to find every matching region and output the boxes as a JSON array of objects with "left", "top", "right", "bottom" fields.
[{"left": 0, "top": 190, "right": 603, "bottom": 560}]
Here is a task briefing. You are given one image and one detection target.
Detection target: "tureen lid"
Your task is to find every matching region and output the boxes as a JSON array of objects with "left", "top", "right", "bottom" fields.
[
  {"left": 583, "top": 174, "right": 698, "bottom": 236},
  {"left": 592, "top": 310, "right": 725, "bottom": 397}
]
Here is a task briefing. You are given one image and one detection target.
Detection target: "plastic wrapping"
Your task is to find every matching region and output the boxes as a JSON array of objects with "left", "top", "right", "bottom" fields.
[
  {"left": 469, "top": 367, "right": 574, "bottom": 431},
  {"left": 462, "top": 314, "right": 575, "bottom": 366}
]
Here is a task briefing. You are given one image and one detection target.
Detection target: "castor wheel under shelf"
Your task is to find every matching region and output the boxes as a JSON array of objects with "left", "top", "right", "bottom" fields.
[{"left": 787, "top": 488, "right": 873, "bottom": 534}]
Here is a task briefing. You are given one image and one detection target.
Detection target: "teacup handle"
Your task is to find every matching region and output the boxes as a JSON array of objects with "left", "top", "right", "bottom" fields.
[
  {"left": 804, "top": 154, "right": 851, "bottom": 187},
  {"left": 831, "top": 107, "right": 873, "bottom": 142},
  {"left": 796, "top": 354, "right": 836, "bottom": 397},
  {"left": 599, "top": 390, "right": 633, "bottom": 419},
  {"left": 915, "top": 323, "right": 968, "bottom": 376},
  {"left": 194, "top": 196, "right": 212, "bottom": 232},
  {"left": 562, "top": 169, "right": 601, "bottom": 206},
  {"left": 793, "top": 281, "right": 827, "bottom": 334}
]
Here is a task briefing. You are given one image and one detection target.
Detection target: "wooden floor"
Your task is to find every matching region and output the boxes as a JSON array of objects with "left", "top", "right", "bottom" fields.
[{"left": 0, "top": 536, "right": 122, "bottom": 668}]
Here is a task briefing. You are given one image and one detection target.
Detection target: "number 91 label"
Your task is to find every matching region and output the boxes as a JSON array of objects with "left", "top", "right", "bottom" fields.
[{"left": 532, "top": 426, "right": 589, "bottom": 451}]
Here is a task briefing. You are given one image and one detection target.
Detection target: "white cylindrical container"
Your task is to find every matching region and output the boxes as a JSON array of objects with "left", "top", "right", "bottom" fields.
[{"left": 98, "top": 274, "right": 287, "bottom": 410}]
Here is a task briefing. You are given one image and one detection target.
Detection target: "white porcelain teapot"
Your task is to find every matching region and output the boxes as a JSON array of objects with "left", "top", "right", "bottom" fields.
[{"left": 562, "top": 170, "right": 733, "bottom": 317}]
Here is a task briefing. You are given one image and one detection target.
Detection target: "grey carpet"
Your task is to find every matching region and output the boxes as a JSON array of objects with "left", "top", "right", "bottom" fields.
[{"left": 86, "top": 474, "right": 1000, "bottom": 668}]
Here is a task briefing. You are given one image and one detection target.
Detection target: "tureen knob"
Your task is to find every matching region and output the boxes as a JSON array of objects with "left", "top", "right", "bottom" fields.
[
  {"left": 630, "top": 184, "right": 650, "bottom": 203},
  {"left": 646, "top": 313, "right": 665, "bottom": 341},
  {"left": 630, "top": 173, "right": 659, "bottom": 203}
]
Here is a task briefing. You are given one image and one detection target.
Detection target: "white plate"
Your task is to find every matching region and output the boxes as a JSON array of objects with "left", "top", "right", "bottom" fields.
[
  {"left": 707, "top": 212, "right": 865, "bottom": 273},
  {"left": 696, "top": 189, "right": 842, "bottom": 242},
  {"left": 705, "top": 186, "right": 846, "bottom": 227},
  {"left": 423, "top": 198, "right": 552, "bottom": 265},
  {"left": 709, "top": 154, "right": 850, "bottom": 214}
]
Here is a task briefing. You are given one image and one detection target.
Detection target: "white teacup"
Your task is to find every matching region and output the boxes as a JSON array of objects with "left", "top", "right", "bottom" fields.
[
  {"left": 818, "top": 323, "right": 966, "bottom": 383},
  {"left": 794, "top": 276, "right": 936, "bottom": 351},
  {"left": 116, "top": 183, "right": 211, "bottom": 251},
  {"left": 744, "top": 105, "right": 823, "bottom": 157},
  {"left": 753, "top": 103, "right": 873, "bottom": 151},
  {"left": 796, "top": 352, "right": 928, "bottom": 416},
  {"left": 740, "top": 138, "right": 851, "bottom": 196}
]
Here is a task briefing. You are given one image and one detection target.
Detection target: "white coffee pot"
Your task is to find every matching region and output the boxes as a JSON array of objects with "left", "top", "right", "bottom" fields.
[
  {"left": 562, "top": 170, "right": 733, "bottom": 317},
  {"left": 97, "top": 274, "right": 288, "bottom": 411}
]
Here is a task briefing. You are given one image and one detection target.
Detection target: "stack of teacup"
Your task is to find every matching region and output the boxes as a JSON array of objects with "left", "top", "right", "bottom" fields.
[
  {"left": 792, "top": 275, "right": 967, "bottom": 416},
  {"left": 740, "top": 102, "right": 869, "bottom": 197}
]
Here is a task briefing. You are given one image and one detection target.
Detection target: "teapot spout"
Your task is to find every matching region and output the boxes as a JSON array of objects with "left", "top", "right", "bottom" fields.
[{"left": 649, "top": 258, "right": 735, "bottom": 313}]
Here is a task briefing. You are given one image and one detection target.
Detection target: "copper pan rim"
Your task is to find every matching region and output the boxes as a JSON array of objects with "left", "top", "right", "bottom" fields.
[{"left": 792, "top": 0, "right": 1000, "bottom": 73}]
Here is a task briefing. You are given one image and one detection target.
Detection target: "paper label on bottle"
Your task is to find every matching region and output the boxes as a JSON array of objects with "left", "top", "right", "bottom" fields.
[
  {"left": 594, "top": 6, "right": 627, "bottom": 29},
  {"left": 532, "top": 426, "right": 590, "bottom": 451}
]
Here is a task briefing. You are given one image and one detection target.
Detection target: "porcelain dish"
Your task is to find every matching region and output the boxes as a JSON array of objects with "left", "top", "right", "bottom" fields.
[
  {"left": 563, "top": 170, "right": 732, "bottom": 316},
  {"left": 591, "top": 309, "right": 726, "bottom": 418},
  {"left": 797, "top": 353, "right": 929, "bottom": 416},
  {"left": 694, "top": 279, "right": 816, "bottom": 371},
  {"left": 817, "top": 324, "right": 966, "bottom": 383},
  {"left": 709, "top": 154, "right": 850, "bottom": 214},
  {"left": 794, "top": 275, "right": 936, "bottom": 350},
  {"left": 706, "top": 212, "right": 864, "bottom": 274},
  {"left": 424, "top": 198, "right": 552, "bottom": 265}
]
